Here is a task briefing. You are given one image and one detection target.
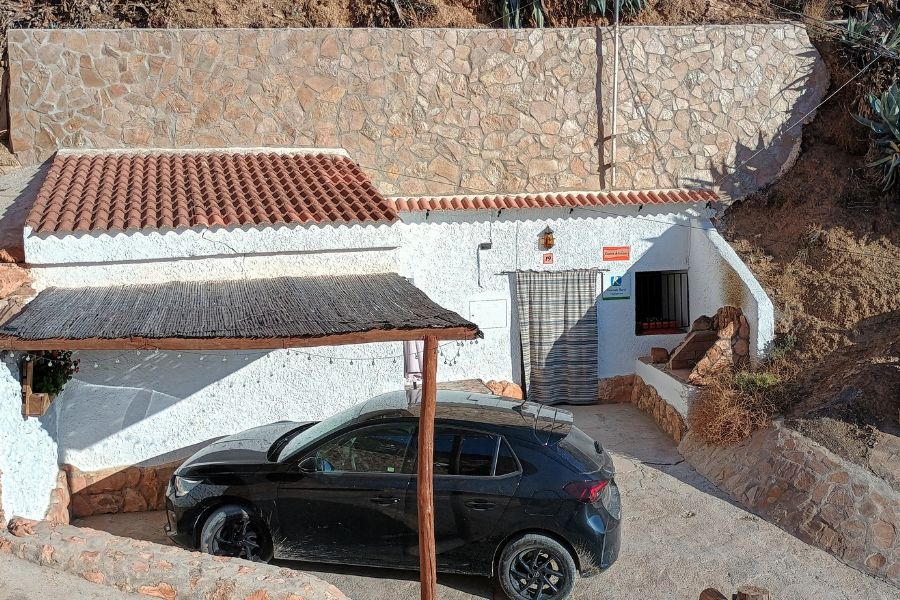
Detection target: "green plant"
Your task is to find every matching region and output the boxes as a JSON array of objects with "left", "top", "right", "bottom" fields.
[
  {"left": 502, "top": 0, "right": 545, "bottom": 28},
  {"left": 842, "top": 15, "right": 874, "bottom": 49},
  {"left": 734, "top": 370, "right": 780, "bottom": 394},
  {"left": 586, "top": 0, "right": 648, "bottom": 16},
  {"left": 30, "top": 351, "right": 79, "bottom": 397},
  {"left": 853, "top": 81, "right": 900, "bottom": 191}
]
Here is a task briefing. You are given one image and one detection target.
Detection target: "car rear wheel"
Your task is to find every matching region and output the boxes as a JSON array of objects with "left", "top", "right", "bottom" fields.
[
  {"left": 199, "top": 505, "right": 272, "bottom": 562},
  {"left": 497, "top": 533, "right": 577, "bottom": 600}
]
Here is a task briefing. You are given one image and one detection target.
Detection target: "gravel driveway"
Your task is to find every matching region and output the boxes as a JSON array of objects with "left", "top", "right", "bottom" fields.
[{"left": 74, "top": 404, "right": 898, "bottom": 599}]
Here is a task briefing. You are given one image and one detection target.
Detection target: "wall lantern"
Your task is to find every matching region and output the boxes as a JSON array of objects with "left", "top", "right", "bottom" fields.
[{"left": 539, "top": 226, "right": 555, "bottom": 250}]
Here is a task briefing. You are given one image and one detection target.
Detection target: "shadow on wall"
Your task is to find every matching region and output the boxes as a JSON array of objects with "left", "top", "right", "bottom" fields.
[
  {"left": 685, "top": 51, "right": 828, "bottom": 196},
  {"left": 39, "top": 350, "right": 271, "bottom": 458}
]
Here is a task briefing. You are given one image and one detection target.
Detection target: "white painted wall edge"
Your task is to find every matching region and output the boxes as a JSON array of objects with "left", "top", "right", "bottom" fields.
[
  {"left": 634, "top": 358, "right": 697, "bottom": 419},
  {"left": 698, "top": 221, "right": 775, "bottom": 358}
]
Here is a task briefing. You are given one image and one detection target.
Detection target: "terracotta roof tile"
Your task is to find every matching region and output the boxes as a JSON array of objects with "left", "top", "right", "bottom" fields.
[
  {"left": 391, "top": 189, "right": 717, "bottom": 213},
  {"left": 27, "top": 150, "right": 397, "bottom": 234}
]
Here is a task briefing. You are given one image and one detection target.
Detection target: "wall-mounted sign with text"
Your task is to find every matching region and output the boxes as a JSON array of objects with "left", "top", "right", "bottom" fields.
[
  {"left": 602, "top": 273, "right": 631, "bottom": 300},
  {"left": 542, "top": 253, "right": 554, "bottom": 264},
  {"left": 602, "top": 246, "right": 631, "bottom": 261}
]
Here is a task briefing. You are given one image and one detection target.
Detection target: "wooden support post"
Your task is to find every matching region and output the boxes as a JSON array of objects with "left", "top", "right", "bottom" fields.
[{"left": 417, "top": 335, "right": 439, "bottom": 600}]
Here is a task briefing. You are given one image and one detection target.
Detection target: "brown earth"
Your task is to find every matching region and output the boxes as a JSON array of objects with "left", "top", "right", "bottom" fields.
[{"left": 722, "top": 35, "right": 900, "bottom": 479}]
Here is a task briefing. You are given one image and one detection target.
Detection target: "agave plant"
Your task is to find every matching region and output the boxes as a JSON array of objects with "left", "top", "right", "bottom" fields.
[
  {"left": 500, "top": 0, "right": 647, "bottom": 28},
  {"left": 587, "top": 0, "right": 648, "bottom": 16},
  {"left": 502, "top": 0, "right": 544, "bottom": 28},
  {"left": 853, "top": 81, "right": 900, "bottom": 191}
]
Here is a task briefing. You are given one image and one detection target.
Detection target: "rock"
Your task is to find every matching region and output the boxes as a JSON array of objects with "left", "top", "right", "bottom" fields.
[
  {"left": 650, "top": 347, "right": 670, "bottom": 363},
  {"left": 0, "top": 468, "right": 5, "bottom": 528},
  {"left": 123, "top": 488, "right": 148, "bottom": 513},
  {"left": 8, "top": 517, "right": 38, "bottom": 537},
  {"left": 485, "top": 380, "right": 523, "bottom": 400},
  {"left": 733, "top": 339, "right": 749, "bottom": 356},
  {"left": 598, "top": 374, "right": 634, "bottom": 404},
  {"left": 137, "top": 582, "right": 177, "bottom": 600},
  {"left": 691, "top": 315, "right": 713, "bottom": 331}
]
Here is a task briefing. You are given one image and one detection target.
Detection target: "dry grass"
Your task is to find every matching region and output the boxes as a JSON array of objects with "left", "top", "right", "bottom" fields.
[{"left": 688, "top": 368, "right": 780, "bottom": 446}]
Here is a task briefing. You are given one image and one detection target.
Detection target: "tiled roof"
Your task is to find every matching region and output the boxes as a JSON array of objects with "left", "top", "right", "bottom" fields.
[
  {"left": 392, "top": 189, "right": 718, "bottom": 212},
  {"left": 26, "top": 149, "right": 398, "bottom": 234}
]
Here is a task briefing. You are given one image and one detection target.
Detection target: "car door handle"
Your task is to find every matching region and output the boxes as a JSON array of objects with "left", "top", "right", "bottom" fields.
[
  {"left": 465, "top": 500, "right": 496, "bottom": 511},
  {"left": 370, "top": 495, "right": 400, "bottom": 505}
]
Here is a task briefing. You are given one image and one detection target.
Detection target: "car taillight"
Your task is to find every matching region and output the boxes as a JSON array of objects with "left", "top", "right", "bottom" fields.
[{"left": 563, "top": 479, "right": 609, "bottom": 503}]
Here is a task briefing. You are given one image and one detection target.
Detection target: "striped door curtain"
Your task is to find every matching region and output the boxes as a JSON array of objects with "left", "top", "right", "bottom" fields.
[{"left": 515, "top": 269, "right": 599, "bottom": 405}]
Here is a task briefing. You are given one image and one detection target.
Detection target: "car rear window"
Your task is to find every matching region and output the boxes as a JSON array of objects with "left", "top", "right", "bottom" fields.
[{"left": 558, "top": 426, "right": 606, "bottom": 474}]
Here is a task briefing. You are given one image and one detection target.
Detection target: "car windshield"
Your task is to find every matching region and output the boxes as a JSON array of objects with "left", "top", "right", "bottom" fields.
[{"left": 277, "top": 404, "right": 359, "bottom": 462}]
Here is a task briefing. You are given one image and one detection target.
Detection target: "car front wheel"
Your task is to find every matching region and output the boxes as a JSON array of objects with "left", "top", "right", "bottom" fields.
[
  {"left": 497, "top": 533, "right": 577, "bottom": 600},
  {"left": 199, "top": 505, "right": 272, "bottom": 562}
]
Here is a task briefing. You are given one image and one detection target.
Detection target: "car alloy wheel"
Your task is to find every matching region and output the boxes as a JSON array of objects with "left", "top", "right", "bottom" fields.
[
  {"left": 498, "top": 534, "right": 577, "bottom": 600},
  {"left": 200, "top": 505, "right": 271, "bottom": 562},
  {"left": 509, "top": 548, "right": 568, "bottom": 600},
  {"left": 211, "top": 516, "right": 263, "bottom": 560}
]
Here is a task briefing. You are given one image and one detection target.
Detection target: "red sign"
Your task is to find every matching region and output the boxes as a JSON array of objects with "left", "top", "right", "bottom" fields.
[
  {"left": 602, "top": 246, "right": 630, "bottom": 261},
  {"left": 542, "top": 253, "right": 554, "bottom": 265}
]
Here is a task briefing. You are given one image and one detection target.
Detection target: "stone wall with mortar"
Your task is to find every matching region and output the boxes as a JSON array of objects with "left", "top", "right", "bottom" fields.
[
  {"left": 65, "top": 461, "right": 181, "bottom": 519},
  {"left": 630, "top": 374, "right": 688, "bottom": 444},
  {"left": 2, "top": 518, "right": 349, "bottom": 599},
  {"left": 7, "top": 25, "right": 826, "bottom": 196},
  {"left": 681, "top": 422, "right": 900, "bottom": 588}
]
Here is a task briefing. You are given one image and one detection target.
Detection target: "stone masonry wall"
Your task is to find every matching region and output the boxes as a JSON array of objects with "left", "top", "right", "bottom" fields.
[
  {"left": 681, "top": 422, "right": 900, "bottom": 588},
  {"left": 604, "top": 26, "right": 827, "bottom": 195},
  {"left": 630, "top": 375, "right": 688, "bottom": 443},
  {"left": 7, "top": 25, "right": 826, "bottom": 196},
  {"left": 65, "top": 460, "right": 181, "bottom": 519}
]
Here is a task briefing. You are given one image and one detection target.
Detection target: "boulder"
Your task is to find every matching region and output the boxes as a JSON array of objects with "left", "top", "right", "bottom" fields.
[
  {"left": 691, "top": 315, "right": 713, "bottom": 331},
  {"left": 7, "top": 517, "right": 38, "bottom": 537},
  {"left": 650, "top": 347, "right": 670, "bottom": 364}
]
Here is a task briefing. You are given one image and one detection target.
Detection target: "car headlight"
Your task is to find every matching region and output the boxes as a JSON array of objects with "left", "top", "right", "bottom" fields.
[{"left": 173, "top": 476, "right": 202, "bottom": 498}]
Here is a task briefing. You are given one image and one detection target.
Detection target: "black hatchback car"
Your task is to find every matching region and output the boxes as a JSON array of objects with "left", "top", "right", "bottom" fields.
[{"left": 165, "top": 391, "right": 621, "bottom": 600}]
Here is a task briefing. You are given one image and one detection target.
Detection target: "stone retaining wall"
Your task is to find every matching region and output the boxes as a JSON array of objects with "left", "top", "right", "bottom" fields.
[
  {"left": 7, "top": 25, "right": 826, "bottom": 196},
  {"left": 2, "top": 518, "right": 348, "bottom": 599},
  {"left": 680, "top": 422, "right": 900, "bottom": 587},
  {"left": 630, "top": 375, "right": 688, "bottom": 444},
  {"left": 64, "top": 461, "right": 182, "bottom": 519}
]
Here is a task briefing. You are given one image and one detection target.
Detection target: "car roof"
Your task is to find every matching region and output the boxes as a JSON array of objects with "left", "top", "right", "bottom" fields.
[{"left": 351, "top": 390, "right": 574, "bottom": 439}]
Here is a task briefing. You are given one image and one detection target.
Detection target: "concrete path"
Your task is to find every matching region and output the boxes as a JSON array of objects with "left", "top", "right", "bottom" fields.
[
  {"left": 75, "top": 404, "right": 899, "bottom": 599},
  {"left": 0, "top": 554, "right": 137, "bottom": 599}
]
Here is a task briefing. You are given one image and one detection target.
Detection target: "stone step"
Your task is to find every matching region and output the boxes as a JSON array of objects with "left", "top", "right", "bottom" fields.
[{"left": 667, "top": 329, "right": 720, "bottom": 371}]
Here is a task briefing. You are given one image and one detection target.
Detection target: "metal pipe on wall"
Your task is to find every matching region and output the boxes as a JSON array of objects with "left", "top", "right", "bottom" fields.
[{"left": 610, "top": 0, "right": 621, "bottom": 189}]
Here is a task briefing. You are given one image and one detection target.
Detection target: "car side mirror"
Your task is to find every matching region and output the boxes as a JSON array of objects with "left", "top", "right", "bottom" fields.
[{"left": 298, "top": 456, "right": 318, "bottom": 474}]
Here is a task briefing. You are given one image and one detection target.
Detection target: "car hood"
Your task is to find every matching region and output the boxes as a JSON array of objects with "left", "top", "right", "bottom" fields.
[{"left": 177, "top": 421, "right": 305, "bottom": 473}]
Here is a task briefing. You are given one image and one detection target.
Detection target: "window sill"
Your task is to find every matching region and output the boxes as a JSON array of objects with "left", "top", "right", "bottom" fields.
[{"left": 635, "top": 328, "right": 687, "bottom": 336}]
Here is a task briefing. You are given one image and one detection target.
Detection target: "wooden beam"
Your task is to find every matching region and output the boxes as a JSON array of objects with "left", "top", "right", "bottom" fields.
[
  {"left": 417, "top": 335, "right": 438, "bottom": 600},
  {"left": 0, "top": 326, "right": 479, "bottom": 351}
]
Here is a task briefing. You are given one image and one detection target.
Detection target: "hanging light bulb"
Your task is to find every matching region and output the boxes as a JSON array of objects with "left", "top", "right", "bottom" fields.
[
  {"left": 176, "top": 354, "right": 182, "bottom": 358},
  {"left": 115, "top": 358, "right": 120, "bottom": 363},
  {"left": 199, "top": 356, "right": 205, "bottom": 361},
  {"left": 307, "top": 355, "right": 312, "bottom": 361},
  {"left": 222, "top": 356, "right": 227, "bottom": 362},
  {"left": 93, "top": 363, "right": 98, "bottom": 369}
]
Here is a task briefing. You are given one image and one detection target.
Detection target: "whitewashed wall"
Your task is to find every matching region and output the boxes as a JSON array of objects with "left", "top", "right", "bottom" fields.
[
  {"left": 688, "top": 219, "right": 775, "bottom": 357},
  {"left": 8, "top": 204, "right": 776, "bottom": 476},
  {"left": 48, "top": 346, "right": 405, "bottom": 470},
  {"left": 0, "top": 357, "right": 59, "bottom": 520}
]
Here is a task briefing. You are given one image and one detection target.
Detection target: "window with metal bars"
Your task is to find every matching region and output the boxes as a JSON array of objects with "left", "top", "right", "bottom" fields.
[{"left": 635, "top": 271, "right": 690, "bottom": 335}]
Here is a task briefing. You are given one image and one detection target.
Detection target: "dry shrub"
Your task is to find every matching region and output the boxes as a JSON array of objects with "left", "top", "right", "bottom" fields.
[{"left": 688, "top": 369, "right": 777, "bottom": 446}]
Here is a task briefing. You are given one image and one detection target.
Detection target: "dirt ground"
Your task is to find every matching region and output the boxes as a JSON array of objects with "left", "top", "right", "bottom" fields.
[
  {"left": 722, "top": 32, "right": 900, "bottom": 481},
  {"left": 74, "top": 404, "right": 898, "bottom": 600}
]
